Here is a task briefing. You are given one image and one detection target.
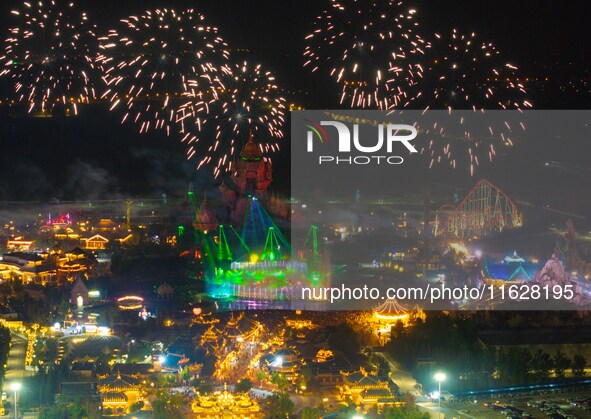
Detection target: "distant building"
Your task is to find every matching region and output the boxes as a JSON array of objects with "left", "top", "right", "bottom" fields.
[
  {"left": 230, "top": 132, "right": 272, "bottom": 197},
  {"left": 80, "top": 233, "right": 133, "bottom": 250},
  {"left": 54, "top": 227, "right": 81, "bottom": 241},
  {"left": 265, "top": 347, "right": 302, "bottom": 380},
  {"left": 483, "top": 251, "right": 541, "bottom": 284},
  {"left": 6, "top": 238, "right": 36, "bottom": 252},
  {"left": 339, "top": 369, "right": 399, "bottom": 410},
  {"left": 24, "top": 288, "right": 45, "bottom": 302},
  {"left": 191, "top": 383, "right": 261, "bottom": 417},
  {"left": 219, "top": 133, "right": 273, "bottom": 224},
  {"left": 198, "top": 325, "right": 225, "bottom": 358},
  {"left": 57, "top": 382, "right": 99, "bottom": 404},
  {"left": 58, "top": 247, "right": 96, "bottom": 280},
  {"left": 96, "top": 219, "right": 120, "bottom": 232},
  {"left": 110, "top": 363, "right": 154, "bottom": 380},
  {"left": 222, "top": 312, "right": 262, "bottom": 343},
  {"left": 0, "top": 252, "right": 56, "bottom": 283},
  {"left": 194, "top": 194, "right": 218, "bottom": 232},
  {"left": 80, "top": 234, "right": 110, "bottom": 250},
  {"left": 70, "top": 360, "right": 96, "bottom": 381},
  {"left": 97, "top": 371, "right": 144, "bottom": 416},
  {"left": 71, "top": 276, "right": 89, "bottom": 307},
  {"left": 156, "top": 282, "right": 174, "bottom": 299}
]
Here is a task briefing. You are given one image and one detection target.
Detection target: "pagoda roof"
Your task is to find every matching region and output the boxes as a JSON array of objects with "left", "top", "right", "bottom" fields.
[
  {"left": 67, "top": 247, "right": 87, "bottom": 255},
  {"left": 344, "top": 371, "right": 385, "bottom": 388},
  {"left": 363, "top": 387, "right": 393, "bottom": 398},
  {"left": 111, "top": 363, "right": 152, "bottom": 375},
  {"left": 71, "top": 277, "right": 89, "bottom": 293},
  {"left": 3, "top": 252, "right": 44, "bottom": 262},
  {"left": 98, "top": 372, "right": 139, "bottom": 392},
  {"left": 223, "top": 312, "right": 260, "bottom": 339},
  {"left": 202, "top": 325, "right": 222, "bottom": 341},
  {"left": 274, "top": 348, "right": 299, "bottom": 357},
  {"left": 101, "top": 392, "right": 128, "bottom": 402},
  {"left": 62, "top": 258, "right": 94, "bottom": 267}
]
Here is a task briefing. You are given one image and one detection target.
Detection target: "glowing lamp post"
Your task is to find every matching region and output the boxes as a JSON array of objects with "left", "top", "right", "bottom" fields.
[
  {"left": 10, "top": 382, "right": 21, "bottom": 419},
  {"left": 434, "top": 372, "right": 446, "bottom": 418}
]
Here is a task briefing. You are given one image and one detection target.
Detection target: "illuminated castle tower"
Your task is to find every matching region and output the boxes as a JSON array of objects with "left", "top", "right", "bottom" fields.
[
  {"left": 220, "top": 132, "right": 273, "bottom": 224},
  {"left": 232, "top": 131, "right": 272, "bottom": 196}
]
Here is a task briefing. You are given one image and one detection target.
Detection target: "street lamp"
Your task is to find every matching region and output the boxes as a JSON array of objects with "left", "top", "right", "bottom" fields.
[
  {"left": 434, "top": 372, "right": 446, "bottom": 419},
  {"left": 10, "top": 382, "right": 21, "bottom": 419}
]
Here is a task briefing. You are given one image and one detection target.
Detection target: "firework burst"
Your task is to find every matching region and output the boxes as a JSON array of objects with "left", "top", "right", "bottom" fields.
[
  {"left": 303, "top": 0, "right": 428, "bottom": 109},
  {"left": 401, "top": 30, "right": 532, "bottom": 175},
  {"left": 0, "top": 0, "right": 99, "bottom": 114},
  {"left": 177, "top": 61, "right": 286, "bottom": 177},
  {"left": 97, "top": 8, "right": 229, "bottom": 135},
  {"left": 405, "top": 29, "right": 531, "bottom": 111}
]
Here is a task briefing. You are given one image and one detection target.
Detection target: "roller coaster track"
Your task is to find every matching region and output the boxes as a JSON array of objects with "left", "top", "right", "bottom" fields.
[{"left": 434, "top": 179, "right": 522, "bottom": 237}]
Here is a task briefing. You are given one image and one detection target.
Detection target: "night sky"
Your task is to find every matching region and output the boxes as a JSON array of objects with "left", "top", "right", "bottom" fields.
[{"left": 0, "top": 0, "right": 590, "bottom": 202}]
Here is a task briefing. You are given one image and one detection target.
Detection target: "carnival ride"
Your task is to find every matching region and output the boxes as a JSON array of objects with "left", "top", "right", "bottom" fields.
[{"left": 434, "top": 179, "right": 522, "bottom": 237}]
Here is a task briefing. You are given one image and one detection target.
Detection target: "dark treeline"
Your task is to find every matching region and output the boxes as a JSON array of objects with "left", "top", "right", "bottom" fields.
[
  {"left": 0, "top": 324, "right": 10, "bottom": 388},
  {"left": 386, "top": 314, "right": 588, "bottom": 391}
]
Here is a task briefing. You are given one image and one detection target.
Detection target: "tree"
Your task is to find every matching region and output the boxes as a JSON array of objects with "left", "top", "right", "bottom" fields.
[
  {"left": 106, "top": 239, "right": 121, "bottom": 253},
  {"left": 151, "top": 398, "right": 167, "bottom": 419},
  {"left": 270, "top": 372, "right": 289, "bottom": 390},
  {"left": 498, "top": 347, "right": 530, "bottom": 384},
  {"left": 73, "top": 396, "right": 100, "bottom": 419},
  {"left": 256, "top": 370, "right": 268, "bottom": 384},
  {"left": 392, "top": 320, "right": 406, "bottom": 339},
  {"left": 152, "top": 394, "right": 184, "bottom": 419},
  {"left": 328, "top": 324, "right": 360, "bottom": 355},
  {"left": 302, "top": 406, "right": 323, "bottom": 419},
  {"left": 300, "top": 366, "right": 313, "bottom": 383},
  {"left": 169, "top": 393, "right": 185, "bottom": 408},
  {"left": 110, "top": 252, "right": 124, "bottom": 273},
  {"left": 192, "top": 378, "right": 213, "bottom": 394},
  {"left": 572, "top": 354, "right": 586, "bottom": 377},
  {"left": 263, "top": 392, "right": 294, "bottom": 419},
  {"left": 336, "top": 403, "right": 357, "bottom": 418},
  {"left": 180, "top": 365, "right": 191, "bottom": 383},
  {"left": 201, "top": 355, "right": 217, "bottom": 377},
  {"left": 58, "top": 299, "right": 70, "bottom": 317},
  {"left": 553, "top": 350, "right": 571, "bottom": 379},
  {"left": 375, "top": 356, "right": 390, "bottom": 377},
  {"left": 40, "top": 402, "right": 73, "bottom": 419},
  {"left": 530, "top": 350, "right": 553, "bottom": 381},
  {"left": 381, "top": 405, "right": 430, "bottom": 419},
  {"left": 39, "top": 397, "right": 100, "bottom": 419},
  {"left": 403, "top": 391, "right": 416, "bottom": 407},
  {"left": 235, "top": 378, "right": 253, "bottom": 393}
]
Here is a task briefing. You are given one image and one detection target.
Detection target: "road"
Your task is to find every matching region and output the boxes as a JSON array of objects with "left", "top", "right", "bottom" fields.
[
  {"left": 417, "top": 402, "right": 479, "bottom": 419},
  {"left": 3, "top": 332, "right": 34, "bottom": 387},
  {"left": 375, "top": 352, "right": 475, "bottom": 418},
  {"left": 375, "top": 351, "right": 418, "bottom": 393}
]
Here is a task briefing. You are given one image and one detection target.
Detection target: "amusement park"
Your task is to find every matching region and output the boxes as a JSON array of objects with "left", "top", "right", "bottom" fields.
[{"left": 1, "top": 0, "right": 591, "bottom": 417}]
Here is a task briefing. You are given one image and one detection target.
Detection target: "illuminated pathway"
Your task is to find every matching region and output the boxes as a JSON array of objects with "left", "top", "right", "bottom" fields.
[
  {"left": 375, "top": 352, "right": 418, "bottom": 393},
  {"left": 3, "top": 332, "right": 34, "bottom": 386}
]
